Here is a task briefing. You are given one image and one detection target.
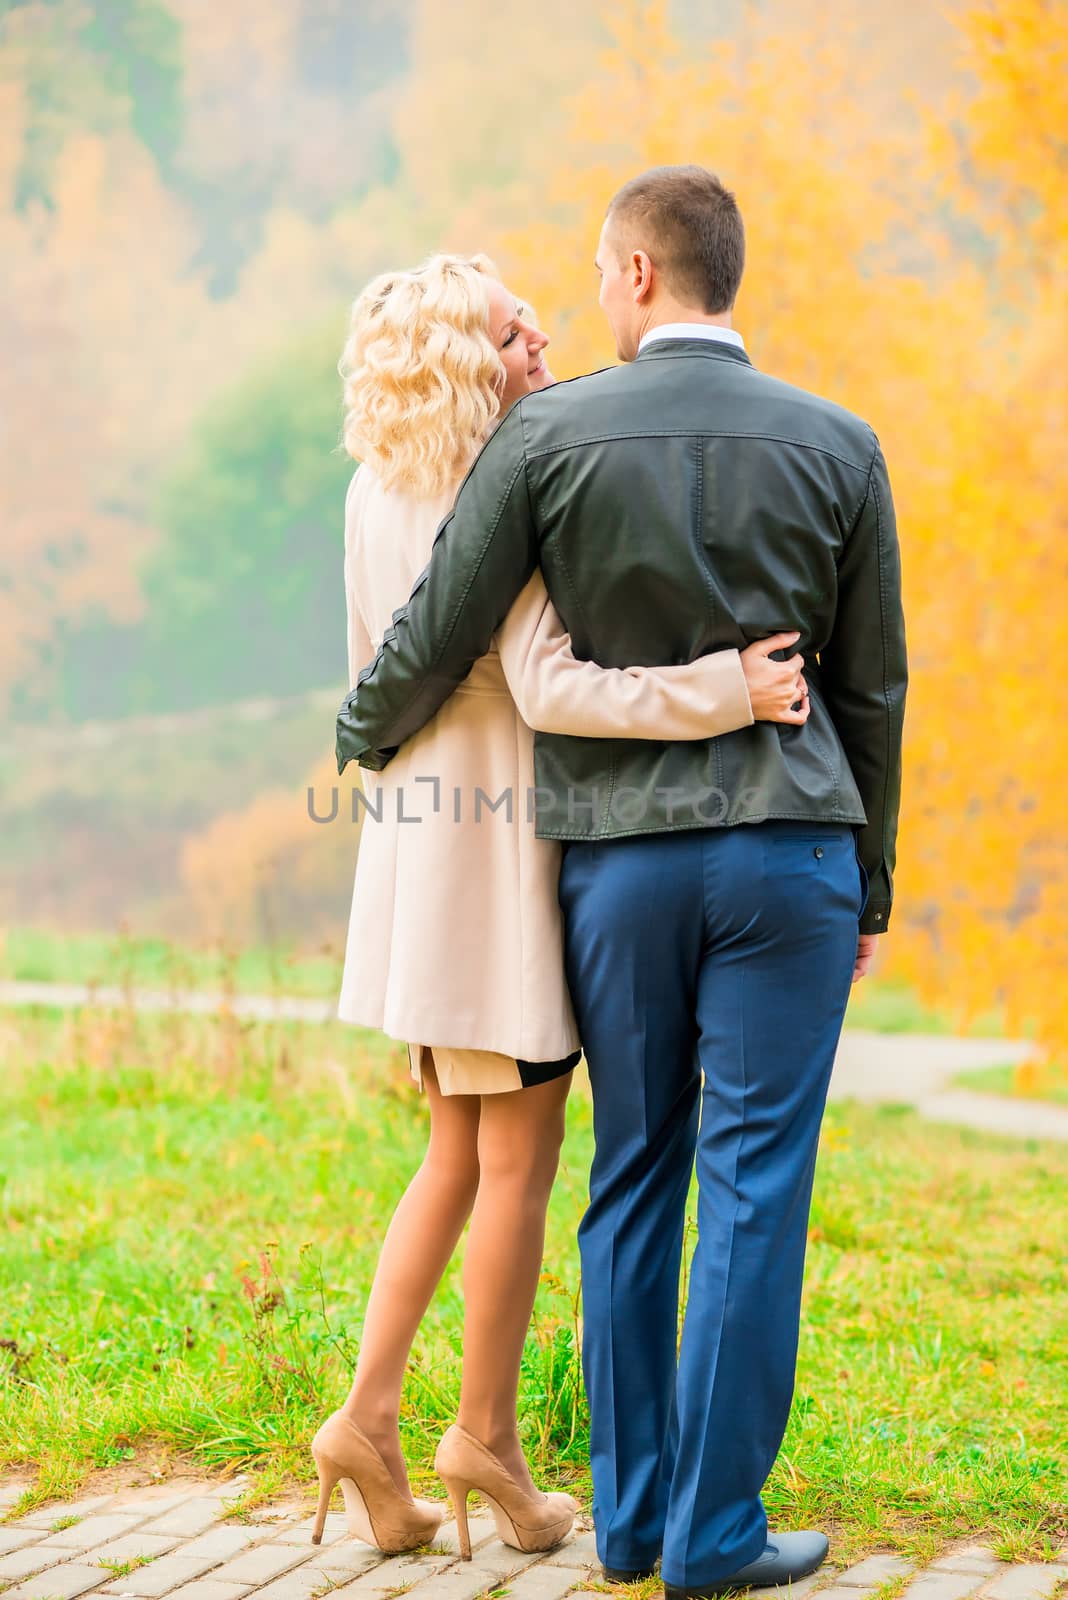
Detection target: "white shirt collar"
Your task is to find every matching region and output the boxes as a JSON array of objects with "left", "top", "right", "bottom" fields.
[{"left": 637, "top": 322, "right": 745, "bottom": 354}]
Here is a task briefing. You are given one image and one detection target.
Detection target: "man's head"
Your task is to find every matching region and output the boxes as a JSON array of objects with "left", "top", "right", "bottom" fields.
[{"left": 595, "top": 165, "right": 745, "bottom": 362}]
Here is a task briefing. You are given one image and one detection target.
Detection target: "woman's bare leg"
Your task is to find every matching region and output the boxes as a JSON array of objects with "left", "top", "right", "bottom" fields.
[
  {"left": 457, "top": 1071, "right": 573, "bottom": 1496},
  {"left": 343, "top": 1058, "right": 481, "bottom": 1493}
]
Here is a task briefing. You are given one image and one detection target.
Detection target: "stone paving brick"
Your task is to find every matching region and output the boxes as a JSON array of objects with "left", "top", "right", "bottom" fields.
[
  {"left": 434, "top": 1514, "right": 497, "bottom": 1556},
  {"left": 163, "top": 1583, "right": 253, "bottom": 1600},
  {"left": 0, "top": 1546, "right": 63, "bottom": 1581},
  {"left": 177, "top": 1528, "right": 263, "bottom": 1564},
  {"left": 541, "top": 1531, "right": 599, "bottom": 1569},
  {"left": 7, "top": 1561, "right": 111, "bottom": 1600},
  {"left": 982, "top": 1564, "right": 1068, "bottom": 1600},
  {"left": 494, "top": 1561, "right": 590, "bottom": 1599},
  {"left": 304, "top": 1544, "right": 382, "bottom": 1578},
  {"left": 328, "top": 1549, "right": 456, "bottom": 1594},
  {"left": 931, "top": 1547, "right": 1003, "bottom": 1576},
  {"left": 270, "top": 1515, "right": 346, "bottom": 1547},
  {"left": 337, "top": 1542, "right": 541, "bottom": 1599},
  {"left": 248, "top": 1506, "right": 305, "bottom": 1528},
  {"left": 122, "top": 1485, "right": 220, "bottom": 1507},
  {"left": 271, "top": 1528, "right": 343, "bottom": 1550},
  {"left": 800, "top": 1589, "right": 876, "bottom": 1600},
  {"left": 901, "top": 1574, "right": 993, "bottom": 1600},
  {"left": 286, "top": 1515, "right": 343, "bottom": 1533},
  {"left": 0, "top": 1481, "right": 31, "bottom": 1510},
  {"left": 761, "top": 1574, "right": 825, "bottom": 1600},
  {"left": 140, "top": 1503, "right": 234, "bottom": 1540},
  {"left": 0, "top": 1528, "right": 48, "bottom": 1554},
  {"left": 14, "top": 1498, "right": 113, "bottom": 1530},
  {"left": 838, "top": 1556, "right": 915, "bottom": 1586},
  {"left": 209, "top": 1544, "right": 316, "bottom": 1587},
  {"left": 108, "top": 1497, "right": 198, "bottom": 1522},
  {"left": 253, "top": 1566, "right": 350, "bottom": 1600},
  {"left": 41, "top": 1516, "right": 147, "bottom": 1551},
  {"left": 98, "top": 1553, "right": 222, "bottom": 1596},
  {"left": 90, "top": 1533, "right": 182, "bottom": 1567}
]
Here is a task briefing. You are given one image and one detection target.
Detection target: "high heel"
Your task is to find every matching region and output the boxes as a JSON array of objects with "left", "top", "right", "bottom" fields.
[
  {"left": 434, "top": 1423, "right": 577, "bottom": 1560},
  {"left": 310, "top": 1411, "right": 445, "bottom": 1553}
]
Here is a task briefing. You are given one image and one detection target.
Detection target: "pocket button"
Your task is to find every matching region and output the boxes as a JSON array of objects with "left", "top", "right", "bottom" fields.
[{"left": 814, "top": 846, "right": 824, "bottom": 858}]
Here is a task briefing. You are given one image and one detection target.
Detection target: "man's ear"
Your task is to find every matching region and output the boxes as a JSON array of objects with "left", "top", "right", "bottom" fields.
[{"left": 632, "top": 250, "right": 655, "bottom": 303}]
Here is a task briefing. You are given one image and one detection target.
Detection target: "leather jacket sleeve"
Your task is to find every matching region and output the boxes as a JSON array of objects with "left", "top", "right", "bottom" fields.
[
  {"left": 336, "top": 404, "right": 538, "bottom": 774},
  {"left": 820, "top": 438, "right": 908, "bottom": 935}
]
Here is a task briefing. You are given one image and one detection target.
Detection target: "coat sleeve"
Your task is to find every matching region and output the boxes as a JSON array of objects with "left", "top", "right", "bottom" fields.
[
  {"left": 336, "top": 403, "right": 538, "bottom": 774},
  {"left": 494, "top": 569, "right": 754, "bottom": 738},
  {"left": 820, "top": 436, "right": 908, "bottom": 935},
  {"left": 343, "top": 470, "right": 376, "bottom": 692}
]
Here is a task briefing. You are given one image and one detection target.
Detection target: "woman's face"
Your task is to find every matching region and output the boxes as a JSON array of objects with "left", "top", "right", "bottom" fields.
[{"left": 486, "top": 277, "right": 552, "bottom": 412}]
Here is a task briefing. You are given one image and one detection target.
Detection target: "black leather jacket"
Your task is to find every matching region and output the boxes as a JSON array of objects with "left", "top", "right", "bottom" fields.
[{"left": 336, "top": 337, "right": 908, "bottom": 935}]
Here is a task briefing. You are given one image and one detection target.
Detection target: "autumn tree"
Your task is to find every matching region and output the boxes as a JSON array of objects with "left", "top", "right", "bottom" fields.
[{"left": 899, "top": 0, "right": 1067, "bottom": 1071}]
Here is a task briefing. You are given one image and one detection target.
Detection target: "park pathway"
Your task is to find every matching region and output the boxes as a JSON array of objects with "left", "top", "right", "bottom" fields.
[
  {"left": 4, "top": 980, "right": 1067, "bottom": 1142},
  {"left": 1, "top": 1473, "right": 1067, "bottom": 1600}
]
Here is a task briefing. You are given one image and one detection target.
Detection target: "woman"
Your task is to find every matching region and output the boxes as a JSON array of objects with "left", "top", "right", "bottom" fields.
[{"left": 313, "top": 254, "right": 810, "bottom": 1559}]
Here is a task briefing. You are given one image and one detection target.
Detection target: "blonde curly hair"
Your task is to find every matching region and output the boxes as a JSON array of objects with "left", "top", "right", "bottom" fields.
[{"left": 339, "top": 252, "right": 509, "bottom": 499}]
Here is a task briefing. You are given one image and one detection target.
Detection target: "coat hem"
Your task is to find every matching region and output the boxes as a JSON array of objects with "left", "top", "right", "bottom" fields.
[{"left": 335, "top": 1003, "right": 581, "bottom": 1065}]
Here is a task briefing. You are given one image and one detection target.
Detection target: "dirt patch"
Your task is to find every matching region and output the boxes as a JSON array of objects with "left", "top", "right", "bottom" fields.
[{"left": 0, "top": 1446, "right": 259, "bottom": 1516}]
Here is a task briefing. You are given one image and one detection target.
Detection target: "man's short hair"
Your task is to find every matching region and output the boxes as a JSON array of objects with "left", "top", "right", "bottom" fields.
[{"left": 606, "top": 165, "right": 745, "bottom": 313}]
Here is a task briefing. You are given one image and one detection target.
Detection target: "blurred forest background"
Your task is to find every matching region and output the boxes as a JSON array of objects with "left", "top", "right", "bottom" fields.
[{"left": 2, "top": 0, "right": 1065, "bottom": 1066}]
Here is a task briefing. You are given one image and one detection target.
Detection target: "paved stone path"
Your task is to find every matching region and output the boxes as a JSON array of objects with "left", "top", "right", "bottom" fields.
[
  {"left": 828, "top": 1029, "right": 1068, "bottom": 1142},
  {"left": 1, "top": 1476, "right": 1066, "bottom": 1600},
  {"left": 4, "top": 981, "right": 1064, "bottom": 1143}
]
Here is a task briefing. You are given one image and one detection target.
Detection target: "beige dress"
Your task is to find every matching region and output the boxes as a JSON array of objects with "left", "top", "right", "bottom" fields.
[{"left": 336, "top": 463, "right": 755, "bottom": 1094}]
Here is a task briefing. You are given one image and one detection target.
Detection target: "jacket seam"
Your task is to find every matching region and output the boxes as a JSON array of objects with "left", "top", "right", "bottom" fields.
[
  {"left": 541, "top": 538, "right": 592, "bottom": 655},
  {"left": 842, "top": 431, "right": 879, "bottom": 540},
  {"left": 692, "top": 439, "right": 724, "bottom": 793},
  {"left": 601, "top": 758, "right": 618, "bottom": 832},
  {"left": 871, "top": 454, "right": 894, "bottom": 911},
  {"left": 525, "top": 431, "right": 873, "bottom": 473},
  {"left": 521, "top": 404, "right": 598, "bottom": 654},
  {"left": 804, "top": 720, "right": 841, "bottom": 808}
]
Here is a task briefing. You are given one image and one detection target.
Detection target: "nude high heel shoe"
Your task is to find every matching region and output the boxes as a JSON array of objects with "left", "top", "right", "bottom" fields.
[
  {"left": 310, "top": 1411, "right": 445, "bottom": 1553},
  {"left": 434, "top": 1423, "right": 577, "bottom": 1560}
]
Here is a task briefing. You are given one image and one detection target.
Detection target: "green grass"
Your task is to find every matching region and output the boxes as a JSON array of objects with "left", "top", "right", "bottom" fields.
[
  {"left": 1, "top": 1002, "right": 1065, "bottom": 1558},
  {"left": 0, "top": 924, "right": 1004, "bottom": 1039},
  {"left": 97, "top": 1556, "right": 156, "bottom": 1577},
  {"left": 844, "top": 977, "right": 951, "bottom": 1035},
  {"left": 952, "top": 1065, "right": 1068, "bottom": 1106},
  {"left": 0, "top": 927, "right": 345, "bottom": 1001}
]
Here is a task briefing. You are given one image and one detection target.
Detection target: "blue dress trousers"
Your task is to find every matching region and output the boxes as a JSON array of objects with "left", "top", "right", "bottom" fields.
[{"left": 558, "top": 818, "right": 869, "bottom": 1588}]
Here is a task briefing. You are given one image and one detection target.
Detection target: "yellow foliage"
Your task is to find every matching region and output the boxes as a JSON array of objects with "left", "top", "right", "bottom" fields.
[{"left": 180, "top": 751, "right": 361, "bottom": 946}]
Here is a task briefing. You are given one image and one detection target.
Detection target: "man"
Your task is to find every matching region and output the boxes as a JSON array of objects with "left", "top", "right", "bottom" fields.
[{"left": 336, "top": 165, "right": 907, "bottom": 1598}]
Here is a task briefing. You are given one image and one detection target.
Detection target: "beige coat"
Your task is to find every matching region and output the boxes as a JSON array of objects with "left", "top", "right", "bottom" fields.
[{"left": 336, "top": 463, "right": 755, "bottom": 1065}]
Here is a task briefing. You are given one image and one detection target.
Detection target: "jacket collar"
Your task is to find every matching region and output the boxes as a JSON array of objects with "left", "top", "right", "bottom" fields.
[{"left": 633, "top": 338, "right": 754, "bottom": 369}]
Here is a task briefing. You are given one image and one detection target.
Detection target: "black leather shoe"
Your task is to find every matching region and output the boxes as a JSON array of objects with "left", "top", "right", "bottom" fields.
[
  {"left": 602, "top": 1564, "right": 659, "bottom": 1584},
  {"left": 663, "top": 1530, "right": 829, "bottom": 1597}
]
